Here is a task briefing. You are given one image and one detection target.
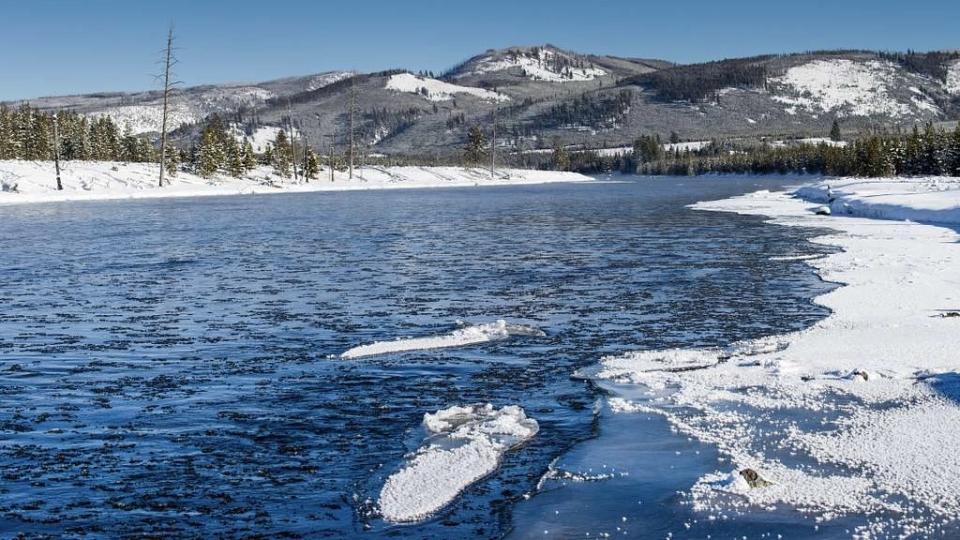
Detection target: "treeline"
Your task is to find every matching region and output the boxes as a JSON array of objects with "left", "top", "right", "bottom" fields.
[
  {"left": 552, "top": 124, "right": 960, "bottom": 178},
  {"left": 192, "top": 115, "right": 323, "bottom": 179},
  {"left": 878, "top": 50, "right": 960, "bottom": 83},
  {"left": 0, "top": 103, "right": 329, "bottom": 180},
  {"left": 620, "top": 57, "right": 771, "bottom": 102},
  {"left": 0, "top": 103, "right": 157, "bottom": 162},
  {"left": 532, "top": 90, "right": 633, "bottom": 130}
]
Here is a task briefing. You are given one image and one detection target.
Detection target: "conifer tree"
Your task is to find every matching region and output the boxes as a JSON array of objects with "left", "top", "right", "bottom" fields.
[
  {"left": 463, "top": 125, "right": 487, "bottom": 166},
  {"left": 552, "top": 137, "right": 570, "bottom": 171},
  {"left": 830, "top": 119, "right": 842, "bottom": 142},
  {"left": 195, "top": 126, "right": 225, "bottom": 178},
  {"left": 271, "top": 130, "right": 292, "bottom": 177},
  {"left": 225, "top": 139, "right": 244, "bottom": 178},
  {"left": 240, "top": 140, "right": 257, "bottom": 173},
  {"left": 164, "top": 146, "right": 180, "bottom": 178},
  {"left": 304, "top": 148, "right": 320, "bottom": 180}
]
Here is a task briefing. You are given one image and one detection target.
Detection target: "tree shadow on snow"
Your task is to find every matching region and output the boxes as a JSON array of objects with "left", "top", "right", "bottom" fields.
[{"left": 925, "top": 372, "right": 960, "bottom": 406}]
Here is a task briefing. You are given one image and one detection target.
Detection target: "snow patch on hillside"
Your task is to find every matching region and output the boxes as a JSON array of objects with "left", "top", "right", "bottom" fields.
[
  {"left": 306, "top": 71, "right": 353, "bottom": 91},
  {"left": 228, "top": 125, "right": 298, "bottom": 153},
  {"left": 456, "top": 48, "right": 606, "bottom": 83},
  {"left": 946, "top": 60, "right": 960, "bottom": 95},
  {"left": 385, "top": 73, "right": 509, "bottom": 102},
  {"left": 89, "top": 86, "right": 276, "bottom": 135},
  {"left": 378, "top": 404, "right": 538, "bottom": 522},
  {"left": 771, "top": 60, "right": 938, "bottom": 118}
]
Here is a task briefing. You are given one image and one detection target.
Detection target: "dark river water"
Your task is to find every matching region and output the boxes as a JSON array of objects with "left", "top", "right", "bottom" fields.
[{"left": 0, "top": 177, "right": 836, "bottom": 538}]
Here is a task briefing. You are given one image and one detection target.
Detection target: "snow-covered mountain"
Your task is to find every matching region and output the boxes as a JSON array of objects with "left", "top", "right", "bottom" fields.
[{"left": 9, "top": 47, "right": 960, "bottom": 157}]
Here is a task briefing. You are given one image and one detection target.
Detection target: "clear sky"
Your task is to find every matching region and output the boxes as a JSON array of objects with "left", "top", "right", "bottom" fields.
[{"left": 2, "top": 0, "right": 958, "bottom": 100}]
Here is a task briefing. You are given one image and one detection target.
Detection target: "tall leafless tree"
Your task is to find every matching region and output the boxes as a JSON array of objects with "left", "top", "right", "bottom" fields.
[
  {"left": 490, "top": 102, "right": 498, "bottom": 178},
  {"left": 52, "top": 112, "right": 62, "bottom": 191},
  {"left": 157, "top": 25, "right": 181, "bottom": 188},
  {"left": 348, "top": 77, "right": 356, "bottom": 179}
]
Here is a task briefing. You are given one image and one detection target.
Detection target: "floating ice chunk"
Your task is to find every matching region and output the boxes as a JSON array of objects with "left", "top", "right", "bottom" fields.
[
  {"left": 378, "top": 404, "right": 539, "bottom": 523},
  {"left": 340, "top": 320, "right": 545, "bottom": 359}
]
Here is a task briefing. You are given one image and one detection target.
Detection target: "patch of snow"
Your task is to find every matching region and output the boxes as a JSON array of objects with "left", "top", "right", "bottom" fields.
[
  {"left": 771, "top": 59, "right": 937, "bottom": 118},
  {"left": 945, "top": 59, "right": 960, "bottom": 95},
  {"left": 664, "top": 141, "right": 710, "bottom": 153},
  {"left": 385, "top": 73, "right": 509, "bottom": 102},
  {"left": 769, "top": 137, "right": 848, "bottom": 148},
  {"left": 90, "top": 85, "right": 276, "bottom": 135},
  {"left": 306, "top": 71, "right": 353, "bottom": 91},
  {"left": 340, "top": 320, "right": 544, "bottom": 359},
  {"left": 229, "top": 125, "right": 297, "bottom": 153},
  {"left": 456, "top": 48, "right": 605, "bottom": 83},
  {"left": 378, "top": 404, "right": 538, "bottom": 522}
]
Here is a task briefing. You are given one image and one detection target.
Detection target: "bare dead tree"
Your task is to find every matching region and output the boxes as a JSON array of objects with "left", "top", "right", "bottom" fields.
[
  {"left": 490, "top": 101, "right": 498, "bottom": 178},
  {"left": 52, "top": 112, "right": 62, "bottom": 191},
  {"left": 285, "top": 100, "right": 299, "bottom": 181},
  {"left": 157, "top": 25, "right": 181, "bottom": 188},
  {"left": 348, "top": 77, "right": 356, "bottom": 179}
]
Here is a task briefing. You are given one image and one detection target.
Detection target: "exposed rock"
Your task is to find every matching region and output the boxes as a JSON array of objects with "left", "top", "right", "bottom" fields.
[
  {"left": 739, "top": 468, "right": 774, "bottom": 488},
  {"left": 851, "top": 369, "right": 870, "bottom": 382}
]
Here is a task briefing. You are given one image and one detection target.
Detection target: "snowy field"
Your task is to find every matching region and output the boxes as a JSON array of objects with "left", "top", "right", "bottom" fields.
[
  {"left": 0, "top": 160, "right": 593, "bottom": 205},
  {"left": 590, "top": 176, "right": 960, "bottom": 537}
]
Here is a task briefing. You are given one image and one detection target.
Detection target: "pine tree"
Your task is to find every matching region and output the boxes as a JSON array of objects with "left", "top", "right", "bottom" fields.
[
  {"left": 0, "top": 105, "right": 13, "bottom": 160},
  {"left": 195, "top": 126, "right": 226, "bottom": 178},
  {"left": 240, "top": 140, "right": 257, "bottom": 173},
  {"left": 552, "top": 138, "right": 570, "bottom": 171},
  {"left": 304, "top": 148, "right": 320, "bottom": 180},
  {"left": 225, "top": 138, "right": 244, "bottom": 178},
  {"left": 271, "top": 130, "right": 292, "bottom": 177},
  {"left": 164, "top": 146, "right": 180, "bottom": 178},
  {"left": 830, "top": 119, "right": 842, "bottom": 142},
  {"left": 463, "top": 125, "right": 487, "bottom": 166}
]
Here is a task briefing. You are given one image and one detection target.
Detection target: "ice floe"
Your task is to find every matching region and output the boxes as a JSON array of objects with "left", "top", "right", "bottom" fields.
[
  {"left": 378, "top": 404, "right": 539, "bottom": 523},
  {"left": 340, "top": 320, "right": 545, "bottom": 359}
]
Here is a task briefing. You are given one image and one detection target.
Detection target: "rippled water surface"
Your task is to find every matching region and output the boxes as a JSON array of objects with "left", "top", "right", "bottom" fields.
[{"left": 0, "top": 178, "right": 836, "bottom": 538}]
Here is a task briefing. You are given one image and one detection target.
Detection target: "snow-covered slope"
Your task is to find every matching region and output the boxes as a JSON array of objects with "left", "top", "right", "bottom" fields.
[
  {"left": 87, "top": 86, "right": 275, "bottom": 135},
  {"left": 770, "top": 59, "right": 939, "bottom": 118},
  {"left": 454, "top": 46, "right": 606, "bottom": 83},
  {"left": 385, "top": 73, "right": 509, "bottom": 102},
  {"left": 945, "top": 59, "right": 960, "bottom": 95}
]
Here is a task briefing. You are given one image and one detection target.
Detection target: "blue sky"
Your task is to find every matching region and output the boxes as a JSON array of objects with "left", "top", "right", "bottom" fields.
[{"left": 1, "top": 0, "right": 958, "bottom": 100}]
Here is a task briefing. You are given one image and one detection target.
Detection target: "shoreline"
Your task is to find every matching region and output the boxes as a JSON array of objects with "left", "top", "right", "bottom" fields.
[
  {"left": 588, "top": 178, "right": 960, "bottom": 537},
  {"left": 0, "top": 160, "right": 594, "bottom": 206}
]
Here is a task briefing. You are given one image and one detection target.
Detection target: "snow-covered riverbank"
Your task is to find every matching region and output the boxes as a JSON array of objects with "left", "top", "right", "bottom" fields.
[
  {"left": 0, "top": 160, "right": 593, "bottom": 205},
  {"left": 590, "top": 176, "right": 960, "bottom": 538}
]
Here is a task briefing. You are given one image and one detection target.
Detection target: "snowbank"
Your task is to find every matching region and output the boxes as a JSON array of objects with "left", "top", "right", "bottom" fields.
[
  {"left": 0, "top": 160, "right": 593, "bottom": 205},
  {"left": 796, "top": 176, "right": 960, "bottom": 225},
  {"left": 378, "top": 404, "right": 539, "bottom": 523},
  {"left": 340, "top": 320, "right": 545, "bottom": 359},
  {"left": 589, "top": 180, "right": 960, "bottom": 537}
]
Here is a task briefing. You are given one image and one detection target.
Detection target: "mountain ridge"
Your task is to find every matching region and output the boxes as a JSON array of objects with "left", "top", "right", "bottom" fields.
[{"left": 7, "top": 45, "right": 960, "bottom": 158}]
